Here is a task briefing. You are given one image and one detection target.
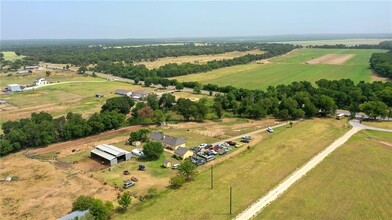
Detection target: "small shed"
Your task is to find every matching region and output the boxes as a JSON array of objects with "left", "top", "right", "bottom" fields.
[
  {"left": 115, "top": 89, "right": 132, "bottom": 97},
  {"left": 7, "top": 84, "right": 22, "bottom": 92},
  {"left": 96, "top": 93, "right": 104, "bottom": 98},
  {"left": 163, "top": 159, "right": 172, "bottom": 168},
  {"left": 0, "top": 100, "right": 7, "bottom": 104}
]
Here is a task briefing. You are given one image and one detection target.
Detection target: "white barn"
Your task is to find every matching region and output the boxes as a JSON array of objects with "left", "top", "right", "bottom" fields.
[
  {"left": 35, "top": 78, "right": 48, "bottom": 86},
  {"left": 90, "top": 144, "right": 131, "bottom": 166}
]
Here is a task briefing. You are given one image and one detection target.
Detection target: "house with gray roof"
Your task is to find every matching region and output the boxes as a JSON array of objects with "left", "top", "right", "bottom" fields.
[
  {"left": 149, "top": 132, "right": 185, "bottom": 150},
  {"left": 174, "top": 146, "right": 193, "bottom": 160}
]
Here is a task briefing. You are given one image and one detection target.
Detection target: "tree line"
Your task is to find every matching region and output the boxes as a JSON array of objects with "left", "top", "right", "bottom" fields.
[
  {"left": 0, "top": 97, "right": 133, "bottom": 156},
  {"left": 3, "top": 43, "right": 272, "bottom": 66},
  {"left": 306, "top": 40, "right": 392, "bottom": 49},
  {"left": 370, "top": 50, "right": 392, "bottom": 79},
  {"left": 1, "top": 79, "right": 390, "bottom": 156},
  {"left": 93, "top": 43, "right": 297, "bottom": 81}
]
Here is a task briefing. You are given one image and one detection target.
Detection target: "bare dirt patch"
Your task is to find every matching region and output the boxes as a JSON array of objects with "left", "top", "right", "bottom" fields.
[
  {"left": 0, "top": 153, "right": 119, "bottom": 220},
  {"left": 305, "top": 54, "right": 354, "bottom": 65}
]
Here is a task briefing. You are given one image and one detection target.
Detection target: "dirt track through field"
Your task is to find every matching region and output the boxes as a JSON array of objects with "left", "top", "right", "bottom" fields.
[{"left": 306, "top": 54, "right": 354, "bottom": 64}]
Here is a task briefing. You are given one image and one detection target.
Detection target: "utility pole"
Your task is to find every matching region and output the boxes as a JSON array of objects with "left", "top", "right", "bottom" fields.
[
  {"left": 211, "top": 165, "right": 213, "bottom": 189},
  {"left": 230, "top": 186, "right": 233, "bottom": 215}
]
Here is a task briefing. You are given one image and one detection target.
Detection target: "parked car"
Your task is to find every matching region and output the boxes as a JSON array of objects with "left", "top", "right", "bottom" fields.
[
  {"left": 132, "top": 149, "right": 145, "bottom": 157},
  {"left": 235, "top": 144, "right": 243, "bottom": 148},
  {"left": 209, "top": 150, "right": 218, "bottom": 155},
  {"left": 219, "top": 149, "right": 229, "bottom": 155},
  {"left": 240, "top": 139, "right": 250, "bottom": 143},
  {"left": 267, "top": 127, "right": 274, "bottom": 133},
  {"left": 242, "top": 136, "right": 252, "bottom": 140},
  {"left": 199, "top": 143, "right": 208, "bottom": 148},
  {"left": 172, "top": 164, "right": 180, "bottom": 169},
  {"left": 123, "top": 181, "right": 135, "bottom": 189},
  {"left": 226, "top": 141, "right": 236, "bottom": 146}
]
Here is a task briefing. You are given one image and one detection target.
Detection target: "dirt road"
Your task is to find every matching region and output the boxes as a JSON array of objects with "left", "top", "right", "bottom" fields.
[{"left": 234, "top": 120, "right": 392, "bottom": 220}]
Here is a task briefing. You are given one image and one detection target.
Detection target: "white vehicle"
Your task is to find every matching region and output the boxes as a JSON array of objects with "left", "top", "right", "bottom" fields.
[
  {"left": 267, "top": 127, "right": 274, "bottom": 133},
  {"left": 209, "top": 150, "right": 218, "bottom": 155},
  {"left": 199, "top": 143, "right": 208, "bottom": 148},
  {"left": 131, "top": 149, "right": 145, "bottom": 157},
  {"left": 172, "top": 164, "right": 180, "bottom": 169}
]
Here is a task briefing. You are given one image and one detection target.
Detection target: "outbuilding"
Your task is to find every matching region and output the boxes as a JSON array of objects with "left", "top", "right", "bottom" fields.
[
  {"left": 90, "top": 144, "right": 131, "bottom": 166},
  {"left": 163, "top": 159, "right": 172, "bottom": 168},
  {"left": 35, "top": 78, "right": 48, "bottom": 86},
  {"left": 7, "top": 84, "right": 22, "bottom": 92},
  {"left": 115, "top": 89, "right": 132, "bottom": 97}
]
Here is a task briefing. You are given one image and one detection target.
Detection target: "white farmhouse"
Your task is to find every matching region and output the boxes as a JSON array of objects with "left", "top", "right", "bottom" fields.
[{"left": 35, "top": 78, "right": 48, "bottom": 86}]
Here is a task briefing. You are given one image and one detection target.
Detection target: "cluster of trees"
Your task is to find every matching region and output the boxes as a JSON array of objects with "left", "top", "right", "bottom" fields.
[
  {"left": 0, "top": 56, "right": 38, "bottom": 72},
  {"left": 370, "top": 51, "right": 392, "bottom": 79},
  {"left": 3, "top": 43, "right": 270, "bottom": 66},
  {"left": 0, "top": 110, "right": 125, "bottom": 155},
  {"left": 0, "top": 97, "right": 135, "bottom": 156},
  {"left": 72, "top": 195, "right": 114, "bottom": 220},
  {"left": 93, "top": 43, "right": 297, "bottom": 81},
  {"left": 211, "top": 79, "right": 391, "bottom": 120}
]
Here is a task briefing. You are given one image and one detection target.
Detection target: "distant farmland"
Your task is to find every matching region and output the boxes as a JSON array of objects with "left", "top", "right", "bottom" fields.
[
  {"left": 257, "top": 130, "right": 392, "bottom": 219},
  {"left": 172, "top": 48, "right": 387, "bottom": 90},
  {"left": 1, "top": 51, "right": 25, "bottom": 61},
  {"left": 136, "top": 50, "right": 263, "bottom": 69}
]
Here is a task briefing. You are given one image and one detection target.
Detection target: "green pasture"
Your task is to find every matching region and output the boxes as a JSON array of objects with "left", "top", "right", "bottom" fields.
[
  {"left": 1, "top": 51, "right": 26, "bottom": 61},
  {"left": 172, "top": 49, "right": 387, "bottom": 90},
  {"left": 257, "top": 130, "right": 392, "bottom": 219}
]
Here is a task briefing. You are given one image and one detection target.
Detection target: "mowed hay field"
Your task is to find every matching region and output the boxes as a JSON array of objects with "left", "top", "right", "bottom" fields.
[
  {"left": 115, "top": 118, "right": 350, "bottom": 220},
  {"left": 1, "top": 51, "right": 25, "bottom": 61},
  {"left": 172, "top": 48, "right": 387, "bottom": 90},
  {"left": 135, "top": 50, "right": 263, "bottom": 69},
  {"left": 257, "top": 130, "right": 392, "bottom": 219}
]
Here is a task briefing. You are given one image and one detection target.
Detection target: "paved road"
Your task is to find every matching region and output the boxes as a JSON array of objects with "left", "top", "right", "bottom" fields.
[{"left": 234, "top": 120, "right": 392, "bottom": 220}]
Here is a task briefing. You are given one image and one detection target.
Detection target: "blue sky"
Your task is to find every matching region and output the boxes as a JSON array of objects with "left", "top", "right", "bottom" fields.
[{"left": 1, "top": 1, "right": 391, "bottom": 39}]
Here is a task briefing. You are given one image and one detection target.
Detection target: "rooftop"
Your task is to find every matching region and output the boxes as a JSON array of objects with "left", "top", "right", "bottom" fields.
[
  {"left": 91, "top": 148, "right": 116, "bottom": 161},
  {"left": 174, "top": 147, "right": 189, "bottom": 156},
  {"left": 149, "top": 132, "right": 185, "bottom": 146}
]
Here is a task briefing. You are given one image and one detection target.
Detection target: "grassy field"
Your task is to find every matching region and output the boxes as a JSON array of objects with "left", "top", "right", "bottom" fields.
[
  {"left": 135, "top": 50, "right": 263, "bottom": 69},
  {"left": 0, "top": 72, "right": 156, "bottom": 125},
  {"left": 257, "top": 130, "right": 392, "bottom": 219},
  {"left": 172, "top": 48, "right": 387, "bottom": 90},
  {"left": 1, "top": 51, "right": 26, "bottom": 61},
  {"left": 362, "top": 121, "right": 392, "bottom": 130},
  {"left": 114, "top": 118, "right": 350, "bottom": 219},
  {"left": 273, "top": 38, "right": 391, "bottom": 46}
]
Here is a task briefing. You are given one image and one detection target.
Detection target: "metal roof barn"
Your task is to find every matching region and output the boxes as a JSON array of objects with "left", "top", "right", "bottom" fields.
[{"left": 90, "top": 149, "right": 118, "bottom": 165}]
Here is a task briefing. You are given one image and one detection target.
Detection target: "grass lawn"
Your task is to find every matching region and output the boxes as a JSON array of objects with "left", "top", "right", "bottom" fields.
[
  {"left": 362, "top": 121, "right": 392, "bottom": 130},
  {"left": 114, "top": 118, "right": 350, "bottom": 219},
  {"left": 172, "top": 48, "right": 387, "bottom": 90},
  {"left": 154, "top": 127, "right": 223, "bottom": 147},
  {"left": 257, "top": 130, "right": 392, "bottom": 219},
  {"left": 1, "top": 51, "right": 25, "bottom": 61}
]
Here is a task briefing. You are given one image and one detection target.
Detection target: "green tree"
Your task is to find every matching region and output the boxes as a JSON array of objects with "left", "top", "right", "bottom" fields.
[
  {"left": 159, "top": 93, "right": 175, "bottom": 109},
  {"left": 128, "top": 129, "right": 150, "bottom": 143},
  {"left": 117, "top": 192, "right": 132, "bottom": 211},
  {"left": 72, "top": 195, "right": 111, "bottom": 220},
  {"left": 45, "top": 71, "right": 51, "bottom": 77},
  {"left": 101, "top": 96, "right": 135, "bottom": 114},
  {"left": 169, "top": 176, "right": 186, "bottom": 189},
  {"left": 143, "top": 141, "right": 163, "bottom": 160},
  {"left": 175, "top": 83, "right": 184, "bottom": 90},
  {"left": 0, "top": 139, "right": 14, "bottom": 155},
  {"left": 153, "top": 110, "right": 166, "bottom": 123},
  {"left": 178, "top": 160, "right": 197, "bottom": 181},
  {"left": 317, "top": 95, "right": 337, "bottom": 116},
  {"left": 146, "top": 94, "right": 159, "bottom": 110},
  {"left": 360, "top": 101, "right": 388, "bottom": 119},
  {"left": 213, "top": 102, "right": 223, "bottom": 119},
  {"left": 77, "top": 66, "right": 87, "bottom": 74},
  {"left": 193, "top": 83, "right": 202, "bottom": 94}
]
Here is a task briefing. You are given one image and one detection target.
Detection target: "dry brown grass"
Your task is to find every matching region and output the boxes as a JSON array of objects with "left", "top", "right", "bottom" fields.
[
  {"left": 305, "top": 54, "right": 354, "bottom": 65},
  {"left": 136, "top": 50, "right": 264, "bottom": 69}
]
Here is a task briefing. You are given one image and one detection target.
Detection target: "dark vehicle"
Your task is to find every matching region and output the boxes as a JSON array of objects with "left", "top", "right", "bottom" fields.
[
  {"left": 226, "top": 141, "right": 236, "bottom": 146},
  {"left": 240, "top": 139, "right": 250, "bottom": 143},
  {"left": 219, "top": 149, "right": 229, "bottom": 155},
  {"left": 138, "top": 164, "right": 145, "bottom": 171},
  {"left": 123, "top": 181, "right": 135, "bottom": 189}
]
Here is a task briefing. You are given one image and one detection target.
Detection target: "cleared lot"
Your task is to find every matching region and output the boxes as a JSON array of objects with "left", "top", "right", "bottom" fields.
[
  {"left": 256, "top": 130, "right": 392, "bottom": 219},
  {"left": 305, "top": 54, "right": 354, "bottom": 64}
]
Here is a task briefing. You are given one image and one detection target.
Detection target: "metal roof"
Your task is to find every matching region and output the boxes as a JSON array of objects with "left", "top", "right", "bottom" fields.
[
  {"left": 96, "top": 144, "right": 126, "bottom": 157},
  {"left": 174, "top": 147, "right": 189, "bottom": 156},
  {"left": 91, "top": 149, "right": 116, "bottom": 160},
  {"left": 149, "top": 132, "right": 185, "bottom": 146},
  {"left": 58, "top": 210, "right": 89, "bottom": 220}
]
